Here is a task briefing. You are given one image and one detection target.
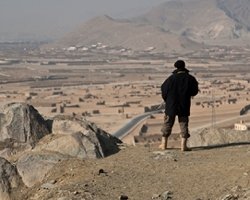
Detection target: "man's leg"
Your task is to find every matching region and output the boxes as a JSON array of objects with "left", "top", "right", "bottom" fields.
[
  {"left": 178, "top": 116, "right": 191, "bottom": 151},
  {"left": 159, "top": 115, "right": 175, "bottom": 150}
]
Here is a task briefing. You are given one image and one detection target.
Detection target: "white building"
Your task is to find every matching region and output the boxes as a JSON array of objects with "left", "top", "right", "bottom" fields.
[
  {"left": 234, "top": 120, "right": 250, "bottom": 131},
  {"left": 67, "top": 46, "right": 76, "bottom": 51}
]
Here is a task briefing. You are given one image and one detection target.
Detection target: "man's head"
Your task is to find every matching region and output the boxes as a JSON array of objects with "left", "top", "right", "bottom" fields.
[{"left": 174, "top": 60, "right": 185, "bottom": 69}]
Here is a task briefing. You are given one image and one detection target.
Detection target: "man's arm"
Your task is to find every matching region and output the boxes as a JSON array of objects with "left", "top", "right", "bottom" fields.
[
  {"left": 189, "top": 76, "right": 199, "bottom": 97},
  {"left": 161, "top": 79, "right": 169, "bottom": 101}
]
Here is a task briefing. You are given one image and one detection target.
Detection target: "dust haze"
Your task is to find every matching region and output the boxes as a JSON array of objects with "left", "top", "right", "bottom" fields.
[{"left": 0, "top": 0, "right": 167, "bottom": 41}]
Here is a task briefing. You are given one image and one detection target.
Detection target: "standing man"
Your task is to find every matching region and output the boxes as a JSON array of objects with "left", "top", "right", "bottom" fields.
[{"left": 159, "top": 60, "right": 199, "bottom": 151}]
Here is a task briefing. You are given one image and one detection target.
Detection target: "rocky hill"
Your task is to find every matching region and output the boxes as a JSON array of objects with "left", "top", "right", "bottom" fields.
[
  {"left": 49, "top": 15, "right": 201, "bottom": 53},
  {"left": 0, "top": 103, "right": 250, "bottom": 199},
  {"left": 217, "top": 0, "right": 250, "bottom": 31},
  {"left": 0, "top": 103, "right": 121, "bottom": 200},
  {"left": 134, "top": 0, "right": 250, "bottom": 45},
  {"left": 47, "top": 0, "right": 250, "bottom": 53}
]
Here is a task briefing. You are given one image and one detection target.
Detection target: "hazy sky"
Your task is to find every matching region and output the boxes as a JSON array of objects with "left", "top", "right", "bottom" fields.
[{"left": 0, "top": 0, "right": 167, "bottom": 41}]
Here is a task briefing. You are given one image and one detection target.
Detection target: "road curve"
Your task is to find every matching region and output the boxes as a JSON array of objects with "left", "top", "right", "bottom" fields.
[
  {"left": 113, "top": 111, "right": 249, "bottom": 140},
  {"left": 113, "top": 110, "right": 163, "bottom": 139}
]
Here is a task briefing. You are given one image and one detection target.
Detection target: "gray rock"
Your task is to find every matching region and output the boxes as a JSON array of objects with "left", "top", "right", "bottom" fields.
[
  {"left": 0, "top": 157, "right": 23, "bottom": 200},
  {"left": 57, "top": 198, "right": 69, "bottom": 200},
  {"left": 0, "top": 103, "right": 50, "bottom": 147},
  {"left": 151, "top": 194, "right": 160, "bottom": 199},
  {"left": 243, "top": 190, "right": 250, "bottom": 199},
  {"left": 0, "top": 148, "right": 15, "bottom": 160},
  {"left": 41, "top": 182, "right": 56, "bottom": 189},
  {"left": 0, "top": 103, "right": 123, "bottom": 190},
  {"left": 161, "top": 191, "right": 173, "bottom": 200},
  {"left": 35, "top": 131, "right": 104, "bottom": 159},
  {"left": 16, "top": 151, "right": 68, "bottom": 187},
  {"left": 189, "top": 128, "right": 250, "bottom": 148},
  {"left": 220, "top": 194, "right": 238, "bottom": 200},
  {"left": 50, "top": 115, "right": 122, "bottom": 157},
  {"left": 220, "top": 186, "right": 250, "bottom": 200}
]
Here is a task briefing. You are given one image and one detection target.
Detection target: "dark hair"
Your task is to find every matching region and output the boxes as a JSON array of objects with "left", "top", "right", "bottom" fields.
[{"left": 174, "top": 60, "right": 185, "bottom": 69}]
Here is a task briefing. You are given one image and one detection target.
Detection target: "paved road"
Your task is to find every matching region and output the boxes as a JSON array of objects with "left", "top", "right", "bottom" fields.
[
  {"left": 113, "top": 110, "right": 163, "bottom": 139},
  {"left": 113, "top": 110, "right": 249, "bottom": 139}
]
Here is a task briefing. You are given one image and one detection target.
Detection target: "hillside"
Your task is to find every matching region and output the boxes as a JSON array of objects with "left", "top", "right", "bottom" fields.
[
  {"left": 20, "top": 144, "right": 250, "bottom": 200},
  {"left": 217, "top": 0, "right": 250, "bottom": 30},
  {"left": 50, "top": 15, "right": 200, "bottom": 53},
  {"left": 0, "top": 104, "right": 250, "bottom": 200},
  {"left": 46, "top": 0, "right": 250, "bottom": 53},
  {"left": 134, "top": 0, "right": 250, "bottom": 45}
]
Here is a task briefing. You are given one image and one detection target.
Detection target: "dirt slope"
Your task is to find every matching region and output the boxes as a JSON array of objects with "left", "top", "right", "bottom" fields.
[{"left": 19, "top": 143, "right": 250, "bottom": 200}]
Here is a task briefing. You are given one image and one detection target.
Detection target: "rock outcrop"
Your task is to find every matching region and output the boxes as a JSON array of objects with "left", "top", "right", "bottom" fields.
[
  {"left": 0, "top": 103, "right": 122, "bottom": 188},
  {"left": 35, "top": 115, "right": 122, "bottom": 159},
  {"left": 0, "top": 103, "right": 50, "bottom": 149},
  {"left": 0, "top": 157, "right": 23, "bottom": 200},
  {"left": 16, "top": 151, "right": 68, "bottom": 187},
  {"left": 189, "top": 128, "right": 250, "bottom": 148}
]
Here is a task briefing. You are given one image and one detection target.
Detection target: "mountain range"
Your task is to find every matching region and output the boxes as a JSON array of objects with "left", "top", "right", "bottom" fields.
[{"left": 49, "top": 0, "right": 250, "bottom": 53}]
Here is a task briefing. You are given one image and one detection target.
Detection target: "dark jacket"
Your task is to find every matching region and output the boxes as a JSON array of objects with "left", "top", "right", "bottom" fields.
[{"left": 161, "top": 68, "right": 199, "bottom": 116}]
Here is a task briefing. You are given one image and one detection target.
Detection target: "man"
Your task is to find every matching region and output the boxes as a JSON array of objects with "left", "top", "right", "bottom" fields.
[{"left": 159, "top": 60, "right": 199, "bottom": 151}]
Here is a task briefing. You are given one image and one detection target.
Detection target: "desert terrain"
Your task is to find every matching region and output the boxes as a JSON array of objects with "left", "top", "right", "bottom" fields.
[
  {"left": 0, "top": 40, "right": 249, "bottom": 200},
  {"left": 0, "top": 44, "right": 250, "bottom": 146},
  {"left": 1, "top": 11, "right": 250, "bottom": 199},
  {"left": 1, "top": 0, "right": 250, "bottom": 199},
  {"left": 14, "top": 144, "right": 250, "bottom": 200}
]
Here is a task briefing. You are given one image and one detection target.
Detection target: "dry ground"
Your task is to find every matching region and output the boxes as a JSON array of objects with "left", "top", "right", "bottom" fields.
[
  {"left": 0, "top": 62, "right": 249, "bottom": 138},
  {"left": 0, "top": 60, "right": 250, "bottom": 200},
  {"left": 18, "top": 143, "right": 250, "bottom": 200}
]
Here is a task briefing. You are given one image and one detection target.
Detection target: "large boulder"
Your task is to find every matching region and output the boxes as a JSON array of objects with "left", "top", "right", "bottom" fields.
[
  {"left": 189, "top": 128, "right": 250, "bottom": 147},
  {"left": 0, "top": 103, "right": 50, "bottom": 147},
  {"left": 0, "top": 104, "right": 122, "bottom": 188},
  {"left": 37, "top": 115, "right": 122, "bottom": 159},
  {"left": 16, "top": 151, "right": 68, "bottom": 187},
  {"left": 0, "top": 157, "right": 23, "bottom": 200},
  {"left": 35, "top": 132, "right": 104, "bottom": 159}
]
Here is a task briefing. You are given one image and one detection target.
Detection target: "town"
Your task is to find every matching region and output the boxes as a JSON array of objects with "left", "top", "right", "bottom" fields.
[{"left": 0, "top": 42, "right": 250, "bottom": 147}]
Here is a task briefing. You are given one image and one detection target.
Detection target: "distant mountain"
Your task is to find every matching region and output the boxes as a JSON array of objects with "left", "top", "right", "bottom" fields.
[
  {"left": 47, "top": 0, "right": 250, "bottom": 53},
  {"left": 217, "top": 0, "right": 250, "bottom": 30},
  {"left": 50, "top": 15, "right": 201, "bottom": 53},
  {"left": 134, "top": 0, "right": 250, "bottom": 45}
]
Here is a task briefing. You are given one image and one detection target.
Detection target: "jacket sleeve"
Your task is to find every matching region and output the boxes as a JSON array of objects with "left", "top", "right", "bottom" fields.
[
  {"left": 189, "top": 76, "right": 199, "bottom": 97},
  {"left": 161, "top": 78, "right": 169, "bottom": 101}
]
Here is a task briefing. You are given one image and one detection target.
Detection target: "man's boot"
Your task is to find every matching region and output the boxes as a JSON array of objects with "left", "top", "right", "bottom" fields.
[
  {"left": 159, "top": 137, "right": 168, "bottom": 150},
  {"left": 181, "top": 138, "right": 192, "bottom": 151}
]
